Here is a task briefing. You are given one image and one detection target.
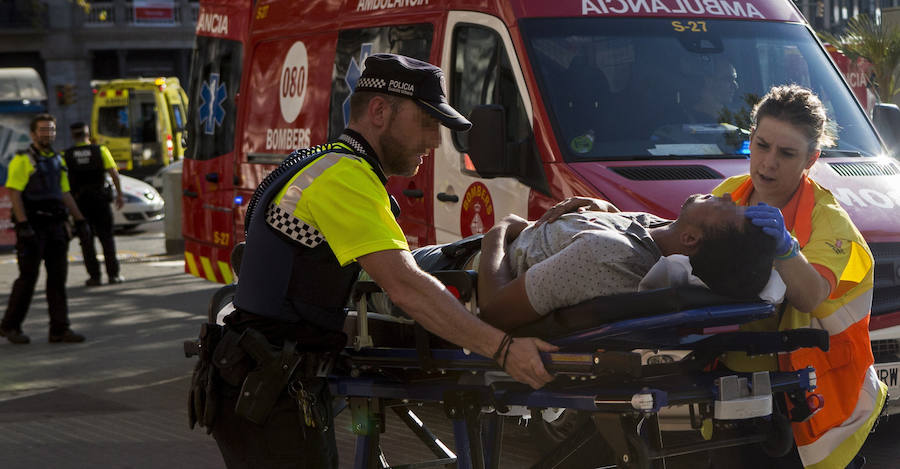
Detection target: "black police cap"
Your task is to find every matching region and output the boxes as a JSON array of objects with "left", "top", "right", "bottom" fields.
[{"left": 355, "top": 53, "right": 472, "bottom": 131}]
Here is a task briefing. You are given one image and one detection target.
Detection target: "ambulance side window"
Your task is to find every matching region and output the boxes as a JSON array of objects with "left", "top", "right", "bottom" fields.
[
  {"left": 329, "top": 24, "right": 434, "bottom": 139},
  {"left": 450, "top": 25, "right": 530, "bottom": 157},
  {"left": 171, "top": 104, "right": 185, "bottom": 132},
  {"left": 186, "top": 36, "right": 242, "bottom": 161}
]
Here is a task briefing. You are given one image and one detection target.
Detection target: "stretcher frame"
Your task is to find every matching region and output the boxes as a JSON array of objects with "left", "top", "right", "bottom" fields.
[
  {"left": 198, "top": 267, "right": 826, "bottom": 468},
  {"left": 327, "top": 272, "right": 826, "bottom": 469}
]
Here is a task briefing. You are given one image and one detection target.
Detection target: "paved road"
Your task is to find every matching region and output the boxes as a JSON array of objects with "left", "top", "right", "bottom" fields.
[
  {"left": 0, "top": 221, "right": 896, "bottom": 468},
  {"left": 0, "top": 222, "right": 539, "bottom": 468}
]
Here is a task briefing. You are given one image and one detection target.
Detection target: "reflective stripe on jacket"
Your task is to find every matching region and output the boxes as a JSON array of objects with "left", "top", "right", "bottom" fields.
[{"left": 714, "top": 174, "right": 887, "bottom": 469}]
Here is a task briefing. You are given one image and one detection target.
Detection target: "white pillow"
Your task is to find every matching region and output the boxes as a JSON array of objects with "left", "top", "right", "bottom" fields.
[{"left": 638, "top": 254, "right": 785, "bottom": 304}]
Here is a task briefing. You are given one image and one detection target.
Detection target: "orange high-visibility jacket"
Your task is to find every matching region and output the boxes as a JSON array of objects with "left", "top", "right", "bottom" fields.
[{"left": 714, "top": 175, "right": 887, "bottom": 469}]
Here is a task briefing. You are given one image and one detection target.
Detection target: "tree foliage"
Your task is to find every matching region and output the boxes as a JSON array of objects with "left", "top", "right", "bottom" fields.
[{"left": 820, "top": 15, "right": 900, "bottom": 101}]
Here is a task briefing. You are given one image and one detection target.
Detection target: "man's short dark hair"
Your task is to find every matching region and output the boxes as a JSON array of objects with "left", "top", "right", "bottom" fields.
[
  {"left": 70, "top": 121, "right": 89, "bottom": 139},
  {"left": 690, "top": 218, "right": 776, "bottom": 299},
  {"left": 349, "top": 90, "right": 402, "bottom": 122},
  {"left": 30, "top": 113, "right": 56, "bottom": 132}
]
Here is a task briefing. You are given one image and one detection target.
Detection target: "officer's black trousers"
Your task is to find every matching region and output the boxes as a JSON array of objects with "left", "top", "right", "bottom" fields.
[
  {"left": 2, "top": 221, "right": 71, "bottom": 334},
  {"left": 76, "top": 195, "right": 119, "bottom": 279},
  {"left": 212, "top": 378, "right": 338, "bottom": 469}
]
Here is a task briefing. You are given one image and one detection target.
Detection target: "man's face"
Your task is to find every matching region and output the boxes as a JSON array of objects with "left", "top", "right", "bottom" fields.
[
  {"left": 74, "top": 125, "right": 90, "bottom": 141},
  {"left": 679, "top": 193, "right": 745, "bottom": 231},
  {"left": 709, "top": 63, "right": 738, "bottom": 104},
  {"left": 31, "top": 120, "right": 56, "bottom": 149},
  {"left": 379, "top": 99, "right": 441, "bottom": 177}
]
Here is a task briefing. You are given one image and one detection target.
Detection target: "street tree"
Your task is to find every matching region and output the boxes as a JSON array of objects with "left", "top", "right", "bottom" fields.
[{"left": 820, "top": 15, "right": 900, "bottom": 101}]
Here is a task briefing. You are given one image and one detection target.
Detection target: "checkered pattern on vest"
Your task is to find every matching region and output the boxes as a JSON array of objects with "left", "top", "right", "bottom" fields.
[
  {"left": 266, "top": 203, "right": 324, "bottom": 248},
  {"left": 338, "top": 134, "right": 365, "bottom": 155}
]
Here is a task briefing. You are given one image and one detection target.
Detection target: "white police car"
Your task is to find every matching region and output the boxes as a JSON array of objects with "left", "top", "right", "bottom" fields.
[
  {"left": 144, "top": 159, "right": 182, "bottom": 193},
  {"left": 113, "top": 174, "right": 164, "bottom": 230}
]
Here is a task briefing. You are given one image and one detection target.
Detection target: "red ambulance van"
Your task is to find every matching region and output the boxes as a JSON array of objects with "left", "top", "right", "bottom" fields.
[{"left": 183, "top": 0, "right": 900, "bottom": 413}]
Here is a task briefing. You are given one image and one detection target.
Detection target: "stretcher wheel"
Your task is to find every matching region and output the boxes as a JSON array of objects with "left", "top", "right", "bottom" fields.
[
  {"left": 761, "top": 412, "right": 794, "bottom": 457},
  {"left": 527, "top": 409, "right": 589, "bottom": 453},
  {"left": 623, "top": 432, "right": 651, "bottom": 469}
]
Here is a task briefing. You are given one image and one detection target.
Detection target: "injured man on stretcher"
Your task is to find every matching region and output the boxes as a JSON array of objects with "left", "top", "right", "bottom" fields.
[{"left": 367, "top": 193, "right": 778, "bottom": 332}]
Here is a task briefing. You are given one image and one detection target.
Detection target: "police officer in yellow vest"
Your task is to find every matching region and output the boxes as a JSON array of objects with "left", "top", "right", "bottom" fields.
[
  {"left": 205, "top": 54, "right": 557, "bottom": 468},
  {"left": 64, "top": 122, "right": 125, "bottom": 286},
  {"left": 711, "top": 85, "right": 886, "bottom": 468},
  {"left": 1, "top": 113, "right": 88, "bottom": 344}
]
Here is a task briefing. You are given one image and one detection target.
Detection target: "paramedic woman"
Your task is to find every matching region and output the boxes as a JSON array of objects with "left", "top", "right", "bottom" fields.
[
  {"left": 534, "top": 84, "right": 885, "bottom": 468},
  {"left": 710, "top": 84, "right": 886, "bottom": 468}
]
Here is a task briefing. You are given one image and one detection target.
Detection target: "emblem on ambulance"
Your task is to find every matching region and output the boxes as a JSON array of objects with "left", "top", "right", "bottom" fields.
[
  {"left": 279, "top": 41, "right": 310, "bottom": 123},
  {"left": 199, "top": 72, "right": 227, "bottom": 135},
  {"left": 460, "top": 182, "right": 495, "bottom": 237},
  {"left": 342, "top": 43, "right": 374, "bottom": 127}
]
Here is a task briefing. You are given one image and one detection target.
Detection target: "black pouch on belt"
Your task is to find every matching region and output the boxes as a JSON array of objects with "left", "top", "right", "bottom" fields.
[
  {"left": 212, "top": 329, "right": 253, "bottom": 387},
  {"left": 234, "top": 329, "right": 303, "bottom": 425},
  {"left": 188, "top": 322, "right": 223, "bottom": 432}
]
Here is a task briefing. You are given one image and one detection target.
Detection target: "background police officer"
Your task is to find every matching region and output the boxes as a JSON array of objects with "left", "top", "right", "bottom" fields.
[
  {"left": 1, "top": 113, "right": 87, "bottom": 344},
  {"left": 64, "top": 122, "right": 125, "bottom": 286},
  {"left": 208, "top": 54, "right": 556, "bottom": 468}
]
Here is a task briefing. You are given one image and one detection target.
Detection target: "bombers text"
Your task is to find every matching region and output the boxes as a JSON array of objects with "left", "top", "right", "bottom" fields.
[{"left": 266, "top": 128, "right": 312, "bottom": 151}]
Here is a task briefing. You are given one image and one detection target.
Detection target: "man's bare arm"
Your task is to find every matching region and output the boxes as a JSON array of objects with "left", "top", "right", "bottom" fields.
[
  {"left": 534, "top": 197, "right": 619, "bottom": 226},
  {"left": 358, "top": 249, "right": 557, "bottom": 389},
  {"left": 107, "top": 167, "right": 124, "bottom": 209},
  {"left": 8, "top": 189, "right": 26, "bottom": 223},
  {"left": 62, "top": 193, "right": 85, "bottom": 220},
  {"left": 478, "top": 221, "right": 540, "bottom": 330}
]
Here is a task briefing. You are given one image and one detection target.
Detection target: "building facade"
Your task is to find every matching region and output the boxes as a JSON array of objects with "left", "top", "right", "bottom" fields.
[
  {"left": 796, "top": 0, "right": 900, "bottom": 32},
  {"left": 0, "top": 0, "right": 197, "bottom": 148}
]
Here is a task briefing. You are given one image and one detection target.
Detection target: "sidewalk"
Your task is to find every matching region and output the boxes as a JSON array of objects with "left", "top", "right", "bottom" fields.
[{"left": 0, "top": 232, "right": 541, "bottom": 468}]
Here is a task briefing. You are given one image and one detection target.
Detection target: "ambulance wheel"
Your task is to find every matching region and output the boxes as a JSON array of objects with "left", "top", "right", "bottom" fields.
[
  {"left": 527, "top": 409, "right": 589, "bottom": 453},
  {"left": 761, "top": 412, "right": 794, "bottom": 457}
]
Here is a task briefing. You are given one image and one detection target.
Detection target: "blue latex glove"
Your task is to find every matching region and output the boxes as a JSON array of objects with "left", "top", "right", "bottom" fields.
[{"left": 745, "top": 203, "right": 793, "bottom": 255}]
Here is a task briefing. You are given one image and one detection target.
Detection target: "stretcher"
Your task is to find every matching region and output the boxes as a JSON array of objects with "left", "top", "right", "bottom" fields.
[{"left": 202, "top": 241, "right": 829, "bottom": 469}]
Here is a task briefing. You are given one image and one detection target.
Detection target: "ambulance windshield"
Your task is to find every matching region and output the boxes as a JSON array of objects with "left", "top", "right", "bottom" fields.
[{"left": 520, "top": 18, "right": 882, "bottom": 161}]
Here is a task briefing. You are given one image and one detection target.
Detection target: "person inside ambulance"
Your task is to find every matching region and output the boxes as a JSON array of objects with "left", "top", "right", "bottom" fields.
[
  {"left": 207, "top": 54, "right": 557, "bottom": 468},
  {"left": 554, "top": 55, "right": 611, "bottom": 155},
  {"left": 706, "top": 85, "right": 886, "bottom": 469},
  {"left": 682, "top": 57, "right": 739, "bottom": 124},
  {"left": 476, "top": 193, "right": 777, "bottom": 331}
]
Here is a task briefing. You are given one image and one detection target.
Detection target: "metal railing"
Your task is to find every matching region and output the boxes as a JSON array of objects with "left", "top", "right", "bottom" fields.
[
  {"left": 82, "top": 1, "right": 197, "bottom": 27},
  {"left": 84, "top": 2, "right": 116, "bottom": 26}
]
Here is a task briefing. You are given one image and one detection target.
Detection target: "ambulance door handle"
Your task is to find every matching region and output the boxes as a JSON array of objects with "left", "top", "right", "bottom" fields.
[
  {"left": 205, "top": 172, "right": 219, "bottom": 183},
  {"left": 436, "top": 192, "right": 459, "bottom": 203},
  {"left": 402, "top": 189, "right": 424, "bottom": 198}
]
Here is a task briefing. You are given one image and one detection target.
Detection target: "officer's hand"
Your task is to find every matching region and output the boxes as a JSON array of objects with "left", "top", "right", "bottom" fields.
[
  {"left": 502, "top": 337, "right": 558, "bottom": 389},
  {"left": 745, "top": 203, "right": 793, "bottom": 255},
  {"left": 74, "top": 219, "right": 92, "bottom": 240},
  {"left": 115, "top": 194, "right": 124, "bottom": 210},
  {"left": 14, "top": 222, "right": 35, "bottom": 239}
]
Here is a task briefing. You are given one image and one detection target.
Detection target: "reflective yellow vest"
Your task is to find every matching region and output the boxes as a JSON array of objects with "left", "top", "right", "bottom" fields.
[{"left": 713, "top": 175, "right": 887, "bottom": 469}]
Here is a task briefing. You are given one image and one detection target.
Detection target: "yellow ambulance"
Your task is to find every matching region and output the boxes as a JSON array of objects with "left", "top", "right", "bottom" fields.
[{"left": 91, "top": 77, "right": 188, "bottom": 177}]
